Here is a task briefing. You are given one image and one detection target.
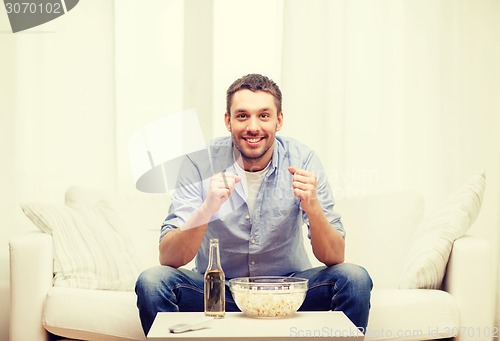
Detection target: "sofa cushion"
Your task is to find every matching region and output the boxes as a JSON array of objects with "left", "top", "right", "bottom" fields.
[
  {"left": 21, "top": 203, "right": 140, "bottom": 291},
  {"left": 366, "top": 289, "right": 459, "bottom": 340},
  {"left": 43, "top": 287, "right": 145, "bottom": 341},
  {"left": 335, "top": 191, "right": 424, "bottom": 289},
  {"left": 399, "top": 171, "right": 486, "bottom": 289}
]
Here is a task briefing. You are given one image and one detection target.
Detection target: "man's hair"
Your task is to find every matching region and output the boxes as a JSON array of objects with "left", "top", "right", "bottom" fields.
[{"left": 226, "top": 74, "right": 282, "bottom": 114}]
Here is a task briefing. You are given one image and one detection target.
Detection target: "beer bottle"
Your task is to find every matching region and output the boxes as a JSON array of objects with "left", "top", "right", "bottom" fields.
[{"left": 204, "top": 238, "right": 225, "bottom": 318}]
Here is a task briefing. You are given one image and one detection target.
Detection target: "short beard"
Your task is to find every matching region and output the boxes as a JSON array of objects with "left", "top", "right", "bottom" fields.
[{"left": 234, "top": 143, "right": 272, "bottom": 169}]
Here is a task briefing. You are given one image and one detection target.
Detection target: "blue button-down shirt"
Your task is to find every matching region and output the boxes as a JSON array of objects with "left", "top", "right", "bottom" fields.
[{"left": 160, "top": 136, "right": 344, "bottom": 279}]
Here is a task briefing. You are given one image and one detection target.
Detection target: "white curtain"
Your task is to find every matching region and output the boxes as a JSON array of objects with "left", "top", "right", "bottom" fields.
[
  {"left": 281, "top": 0, "right": 499, "bottom": 207},
  {"left": 1, "top": 1, "right": 499, "bottom": 338},
  {"left": 1, "top": 0, "right": 117, "bottom": 230}
]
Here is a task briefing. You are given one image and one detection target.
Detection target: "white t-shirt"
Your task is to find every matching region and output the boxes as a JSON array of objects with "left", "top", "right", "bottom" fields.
[{"left": 234, "top": 160, "right": 270, "bottom": 214}]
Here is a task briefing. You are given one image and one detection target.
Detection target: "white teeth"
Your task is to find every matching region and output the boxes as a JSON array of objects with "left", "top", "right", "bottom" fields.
[{"left": 246, "top": 138, "right": 261, "bottom": 143}]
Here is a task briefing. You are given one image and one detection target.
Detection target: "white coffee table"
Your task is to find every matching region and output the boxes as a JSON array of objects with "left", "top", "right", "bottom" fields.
[{"left": 147, "top": 311, "right": 364, "bottom": 340}]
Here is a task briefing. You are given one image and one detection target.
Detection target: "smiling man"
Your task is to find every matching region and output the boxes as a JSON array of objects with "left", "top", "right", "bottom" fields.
[{"left": 135, "top": 74, "right": 372, "bottom": 336}]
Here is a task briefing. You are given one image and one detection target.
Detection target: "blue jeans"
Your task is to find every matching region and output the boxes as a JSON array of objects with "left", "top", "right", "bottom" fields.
[{"left": 135, "top": 263, "right": 372, "bottom": 336}]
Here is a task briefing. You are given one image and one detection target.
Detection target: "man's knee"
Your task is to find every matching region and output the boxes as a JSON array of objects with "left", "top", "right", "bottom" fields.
[
  {"left": 135, "top": 265, "right": 177, "bottom": 295},
  {"left": 327, "top": 263, "right": 373, "bottom": 294}
]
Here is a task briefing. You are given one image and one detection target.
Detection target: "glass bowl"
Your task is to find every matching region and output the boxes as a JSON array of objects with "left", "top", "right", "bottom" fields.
[{"left": 229, "top": 276, "right": 308, "bottom": 318}]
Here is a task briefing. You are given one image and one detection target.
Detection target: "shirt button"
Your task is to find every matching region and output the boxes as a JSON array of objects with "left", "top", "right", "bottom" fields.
[
  {"left": 250, "top": 238, "right": 256, "bottom": 244},
  {"left": 245, "top": 214, "right": 250, "bottom": 220},
  {"left": 250, "top": 261, "right": 255, "bottom": 266}
]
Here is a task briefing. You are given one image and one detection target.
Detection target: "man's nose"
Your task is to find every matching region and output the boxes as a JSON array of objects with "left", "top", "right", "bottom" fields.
[{"left": 246, "top": 116, "right": 259, "bottom": 133}]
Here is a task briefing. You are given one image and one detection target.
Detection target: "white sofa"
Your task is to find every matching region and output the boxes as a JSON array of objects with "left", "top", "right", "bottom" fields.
[{"left": 9, "top": 184, "right": 494, "bottom": 341}]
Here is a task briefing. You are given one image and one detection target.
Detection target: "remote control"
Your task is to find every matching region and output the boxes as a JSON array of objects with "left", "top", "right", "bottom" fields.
[{"left": 168, "top": 316, "right": 214, "bottom": 333}]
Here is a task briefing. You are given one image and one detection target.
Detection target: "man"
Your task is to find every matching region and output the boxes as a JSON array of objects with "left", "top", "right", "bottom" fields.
[{"left": 135, "top": 74, "right": 372, "bottom": 335}]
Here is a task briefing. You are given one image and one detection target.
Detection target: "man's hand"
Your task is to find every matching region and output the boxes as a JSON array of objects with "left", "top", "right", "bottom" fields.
[
  {"left": 202, "top": 172, "right": 241, "bottom": 215},
  {"left": 288, "top": 166, "right": 321, "bottom": 214},
  {"left": 288, "top": 166, "right": 345, "bottom": 265}
]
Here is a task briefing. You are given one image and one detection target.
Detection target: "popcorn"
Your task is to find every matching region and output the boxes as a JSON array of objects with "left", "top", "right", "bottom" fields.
[{"left": 231, "top": 284, "right": 305, "bottom": 317}]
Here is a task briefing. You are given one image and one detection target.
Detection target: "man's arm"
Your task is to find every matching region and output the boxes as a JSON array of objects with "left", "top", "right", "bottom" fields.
[
  {"left": 159, "top": 206, "right": 210, "bottom": 268},
  {"left": 305, "top": 204, "right": 345, "bottom": 266},
  {"left": 288, "top": 166, "right": 345, "bottom": 266},
  {"left": 159, "top": 172, "right": 240, "bottom": 268}
]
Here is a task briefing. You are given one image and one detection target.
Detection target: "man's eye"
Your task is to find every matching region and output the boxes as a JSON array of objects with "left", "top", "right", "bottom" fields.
[
  {"left": 236, "top": 114, "right": 247, "bottom": 119},
  {"left": 261, "top": 113, "right": 270, "bottom": 119}
]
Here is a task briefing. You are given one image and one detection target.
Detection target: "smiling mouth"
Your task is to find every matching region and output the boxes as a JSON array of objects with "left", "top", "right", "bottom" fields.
[{"left": 243, "top": 137, "right": 264, "bottom": 143}]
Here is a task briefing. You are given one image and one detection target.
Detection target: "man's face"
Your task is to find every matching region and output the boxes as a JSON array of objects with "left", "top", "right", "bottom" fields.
[{"left": 225, "top": 89, "right": 283, "bottom": 171}]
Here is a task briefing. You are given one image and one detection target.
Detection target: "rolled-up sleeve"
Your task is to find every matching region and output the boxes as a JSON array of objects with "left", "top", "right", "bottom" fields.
[{"left": 160, "top": 156, "right": 207, "bottom": 240}]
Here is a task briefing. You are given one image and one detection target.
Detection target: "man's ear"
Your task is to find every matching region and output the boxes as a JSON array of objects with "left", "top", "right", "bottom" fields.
[
  {"left": 276, "top": 111, "right": 284, "bottom": 132},
  {"left": 225, "top": 112, "right": 231, "bottom": 132}
]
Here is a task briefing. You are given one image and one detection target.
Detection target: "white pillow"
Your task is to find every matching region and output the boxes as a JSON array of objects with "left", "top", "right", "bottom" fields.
[
  {"left": 399, "top": 171, "right": 486, "bottom": 289},
  {"left": 64, "top": 186, "right": 171, "bottom": 270},
  {"left": 21, "top": 203, "right": 140, "bottom": 291}
]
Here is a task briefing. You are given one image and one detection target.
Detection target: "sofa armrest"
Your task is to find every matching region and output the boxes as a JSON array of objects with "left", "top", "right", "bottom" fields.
[
  {"left": 9, "top": 231, "right": 53, "bottom": 341},
  {"left": 443, "top": 235, "right": 495, "bottom": 341}
]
